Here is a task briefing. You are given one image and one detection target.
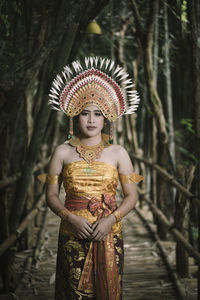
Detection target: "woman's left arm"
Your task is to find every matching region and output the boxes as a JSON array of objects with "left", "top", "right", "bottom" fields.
[
  {"left": 91, "top": 146, "right": 140, "bottom": 241},
  {"left": 113, "top": 146, "right": 139, "bottom": 220}
]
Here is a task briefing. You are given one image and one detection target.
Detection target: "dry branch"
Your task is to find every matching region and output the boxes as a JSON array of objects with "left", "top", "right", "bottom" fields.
[
  {"left": 0, "top": 157, "right": 50, "bottom": 189},
  {"left": 139, "top": 193, "right": 200, "bottom": 265},
  {"left": 0, "top": 196, "right": 46, "bottom": 256},
  {"left": 132, "top": 154, "right": 200, "bottom": 208},
  {"left": 0, "top": 172, "right": 21, "bottom": 189}
]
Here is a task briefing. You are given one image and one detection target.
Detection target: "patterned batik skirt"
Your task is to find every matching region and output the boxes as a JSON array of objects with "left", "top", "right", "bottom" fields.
[{"left": 55, "top": 230, "right": 124, "bottom": 300}]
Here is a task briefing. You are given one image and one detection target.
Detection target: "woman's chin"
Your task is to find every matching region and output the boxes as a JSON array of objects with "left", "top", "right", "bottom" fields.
[{"left": 80, "top": 130, "right": 102, "bottom": 138}]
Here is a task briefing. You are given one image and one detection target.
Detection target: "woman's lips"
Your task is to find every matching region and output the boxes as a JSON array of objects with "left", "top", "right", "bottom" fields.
[{"left": 87, "top": 126, "right": 96, "bottom": 130}]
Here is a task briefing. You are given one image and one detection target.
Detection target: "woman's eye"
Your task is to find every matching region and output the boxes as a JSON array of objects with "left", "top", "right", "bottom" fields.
[
  {"left": 80, "top": 112, "right": 88, "bottom": 116},
  {"left": 95, "top": 113, "right": 102, "bottom": 116}
]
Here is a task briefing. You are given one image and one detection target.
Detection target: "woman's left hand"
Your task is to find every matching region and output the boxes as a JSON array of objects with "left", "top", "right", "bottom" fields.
[{"left": 90, "top": 214, "right": 116, "bottom": 241}]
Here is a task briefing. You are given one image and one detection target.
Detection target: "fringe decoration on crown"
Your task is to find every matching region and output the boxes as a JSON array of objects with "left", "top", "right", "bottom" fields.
[{"left": 49, "top": 56, "right": 140, "bottom": 121}]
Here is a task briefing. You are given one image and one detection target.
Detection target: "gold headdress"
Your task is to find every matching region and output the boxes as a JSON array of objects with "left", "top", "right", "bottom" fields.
[
  {"left": 49, "top": 56, "right": 140, "bottom": 119},
  {"left": 49, "top": 56, "right": 140, "bottom": 140}
]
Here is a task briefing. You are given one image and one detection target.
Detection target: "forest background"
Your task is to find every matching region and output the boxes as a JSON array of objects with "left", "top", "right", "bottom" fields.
[{"left": 0, "top": 0, "right": 199, "bottom": 294}]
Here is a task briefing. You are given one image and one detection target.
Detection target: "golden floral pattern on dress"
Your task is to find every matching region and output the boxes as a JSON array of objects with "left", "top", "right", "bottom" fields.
[
  {"left": 69, "top": 268, "right": 81, "bottom": 281},
  {"left": 55, "top": 229, "right": 123, "bottom": 299},
  {"left": 116, "top": 246, "right": 123, "bottom": 254}
]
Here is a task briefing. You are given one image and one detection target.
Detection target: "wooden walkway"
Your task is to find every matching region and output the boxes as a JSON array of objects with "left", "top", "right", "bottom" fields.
[
  {"left": 11, "top": 205, "right": 197, "bottom": 300},
  {"left": 123, "top": 209, "right": 177, "bottom": 299}
]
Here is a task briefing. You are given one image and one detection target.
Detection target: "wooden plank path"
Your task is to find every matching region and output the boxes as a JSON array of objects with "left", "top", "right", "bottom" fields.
[
  {"left": 11, "top": 205, "right": 183, "bottom": 300},
  {"left": 123, "top": 209, "right": 178, "bottom": 299}
]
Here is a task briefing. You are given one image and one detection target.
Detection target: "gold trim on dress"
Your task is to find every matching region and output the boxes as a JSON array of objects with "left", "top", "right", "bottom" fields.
[
  {"left": 119, "top": 173, "right": 144, "bottom": 184},
  {"left": 37, "top": 173, "right": 61, "bottom": 184}
]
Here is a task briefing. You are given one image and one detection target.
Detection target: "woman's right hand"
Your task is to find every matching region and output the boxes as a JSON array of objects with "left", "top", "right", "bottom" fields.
[{"left": 67, "top": 214, "right": 93, "bottom": 239}]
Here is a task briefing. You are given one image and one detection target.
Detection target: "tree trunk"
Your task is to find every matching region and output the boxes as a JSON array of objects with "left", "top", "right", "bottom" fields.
[
  {"left": 130, "top": 0, "right": 169, "bottom": 239},
  {"left": 9, "top": 89, "right": 51, "bottom": 232},
  {"left": 152, "top": 2, "right": 159, "bottom": 206},
  {"left": 153, "top": 0, "right": 159, "bottom": 85},
  {"left": 151, "top": 118, "right": 157, "bottom": 206},
  {"left": 164, "top": 2, "right": 175, "bottom": 166},
  {"left": 174, "top": 164, "right": 195, "bottom": 277},
  {"left": 187, "top": 0, "right": 200, "bottom": 297}
]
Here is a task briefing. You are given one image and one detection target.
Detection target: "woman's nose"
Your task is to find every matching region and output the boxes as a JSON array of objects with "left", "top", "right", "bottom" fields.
[{"left": 88, "top": 113, "right": 94, "bottom": 123}]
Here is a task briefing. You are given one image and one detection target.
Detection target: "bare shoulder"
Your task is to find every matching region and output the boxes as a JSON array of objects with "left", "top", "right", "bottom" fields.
[
  {"left": 109, "top": 144, "right": 134, "bottom": 174},
  {"left": 109, "top": 144, "right": 130, "bottom": 158},
  {"left": 49, "top": 143, "right": 72, "bottom": 173},
  {"left": 53, "top": 143, "right": 71, "bottom": 158}
]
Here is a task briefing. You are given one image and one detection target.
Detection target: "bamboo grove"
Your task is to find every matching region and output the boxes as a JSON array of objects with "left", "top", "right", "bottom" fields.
[{"left": 0, "top": 0, "right": 199, "bottom": 297}]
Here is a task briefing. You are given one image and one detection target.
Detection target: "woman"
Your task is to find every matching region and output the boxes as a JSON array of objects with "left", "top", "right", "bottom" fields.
[{"left": 44, "top": 57, "right": 143, "bottom": 300}]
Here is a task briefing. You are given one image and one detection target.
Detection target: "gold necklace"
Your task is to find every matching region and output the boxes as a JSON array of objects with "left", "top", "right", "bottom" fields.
[{"left": 69, "top": 134, "right": 110, "bottom": 164}]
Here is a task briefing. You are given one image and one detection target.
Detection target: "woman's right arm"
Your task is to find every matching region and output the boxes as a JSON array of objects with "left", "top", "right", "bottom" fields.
[
  {"left": 46, "top": 146, "right": 66, "bottom": 214},
  {"left": 46, "top": 146, "right": 93, "bottom": 239}
]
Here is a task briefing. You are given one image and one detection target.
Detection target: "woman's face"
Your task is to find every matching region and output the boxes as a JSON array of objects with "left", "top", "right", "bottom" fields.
[{"left": 78, "top": 105, "right": 104, "bottom": 137}]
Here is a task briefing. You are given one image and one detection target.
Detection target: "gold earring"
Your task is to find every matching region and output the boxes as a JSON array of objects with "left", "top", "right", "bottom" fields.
[{"left": 68, "top": 117, "right": 74, "bottom": 139}]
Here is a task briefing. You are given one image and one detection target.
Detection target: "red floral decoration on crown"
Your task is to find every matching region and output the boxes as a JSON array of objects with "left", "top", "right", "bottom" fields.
[{"left": 49, "top": 56, "right": 140, "bottom": 122}]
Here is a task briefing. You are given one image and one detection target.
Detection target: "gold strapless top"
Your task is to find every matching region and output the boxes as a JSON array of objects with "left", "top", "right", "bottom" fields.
[
  {"left": 60, "top": 160, "right": 122, "bottom": 235},
  {"left": 62, "top": 160, "right": 118, "bottom": 200}
]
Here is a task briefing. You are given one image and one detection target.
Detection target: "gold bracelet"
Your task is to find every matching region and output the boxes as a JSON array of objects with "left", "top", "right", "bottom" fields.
[
  {"left": 112, "top": 210, "right": 123, "bottom": 223},
  {"left": 57, "top": 209, "right": 71, "bottom": 220}
]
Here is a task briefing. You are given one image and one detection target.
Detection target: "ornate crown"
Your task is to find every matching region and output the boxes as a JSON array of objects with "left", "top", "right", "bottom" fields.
[{"left": 49, "top": 56, "right": 140, "bottom": 122}]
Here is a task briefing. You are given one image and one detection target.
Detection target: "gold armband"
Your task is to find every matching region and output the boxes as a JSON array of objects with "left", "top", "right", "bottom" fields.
[
  {"left": 37, "top": 173, "right": 61, "bottom": 185},
  {"left": 46, "top": 174, "right": 61, "bottom": 184},
  {"left": 57, "top": 209, "right": 71, "bottom": 220},
  {"left": 112, "top": 210, "right": 124, "bottom": 223},
  {"left": 119, "top": 173, "right": 144, "bottom": 184}
]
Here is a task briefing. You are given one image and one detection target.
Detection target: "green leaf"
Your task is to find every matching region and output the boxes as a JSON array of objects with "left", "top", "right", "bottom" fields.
[
  {"left": 179, "top": 146, "right": 198, "bottom": 164},
  {"left": 180, "top": 118, "right": 195, "bottom": 134}
]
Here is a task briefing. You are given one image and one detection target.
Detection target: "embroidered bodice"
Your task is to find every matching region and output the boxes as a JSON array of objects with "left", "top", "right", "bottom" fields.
[
  {"left": 62, "top": 160, "right": 118, "bottom": 200},
  {"left": 60, "top": 160, "right": 121, "bottom": 235}
]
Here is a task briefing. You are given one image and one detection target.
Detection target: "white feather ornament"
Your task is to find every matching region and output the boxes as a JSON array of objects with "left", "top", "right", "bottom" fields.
[{"left": 48, "top": 56, "right": 141, "bottom": 120}]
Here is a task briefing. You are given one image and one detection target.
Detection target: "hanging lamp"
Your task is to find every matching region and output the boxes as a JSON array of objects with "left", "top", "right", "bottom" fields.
[{"left": 85, "top": 20, "right": 102, "bottom": 35}]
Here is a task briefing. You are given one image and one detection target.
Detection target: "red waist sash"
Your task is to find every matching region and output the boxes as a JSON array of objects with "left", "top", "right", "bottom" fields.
[
  {"left": 65, "top": 193, "right": 117, "bottom": 216},
  {"left": 65, "top": 194, "right": 121, "bottom": 300}
]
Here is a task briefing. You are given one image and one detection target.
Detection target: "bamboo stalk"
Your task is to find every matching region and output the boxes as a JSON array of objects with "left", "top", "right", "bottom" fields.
[
  {"left": 0, "top": 196, "right": 45, "bottom": 256},
  {"left": 0, "top": 157, "right": 50, "bottom": 189},
  {"left": 139, "top": 193, "right": 200, "bottom": 265},
  {"left": 187, "top": 0, "right": 200, "bottom": 297},
  {"left": 0, "top": 172, "right": 21, "bottom": 189},
  {"left": 132, "top": 154, "right": 200, "bottom": 208},
  {"left": 14, "top": 207, "right": 48, "bottom": 294},
  {"left": 175, "top": 165, "right": 195, "bottom": 277}
]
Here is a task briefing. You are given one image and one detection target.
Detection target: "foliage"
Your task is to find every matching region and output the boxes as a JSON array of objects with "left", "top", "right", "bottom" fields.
[
  {"left": 180, "top": 118, "right": 195, "bottom": 134},
  {"left": 175, "top": 118, "right": 197, "bottom": 165}
]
